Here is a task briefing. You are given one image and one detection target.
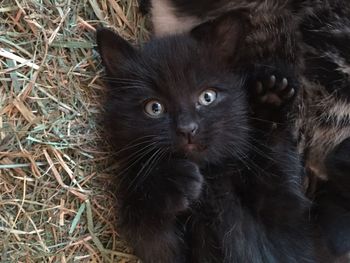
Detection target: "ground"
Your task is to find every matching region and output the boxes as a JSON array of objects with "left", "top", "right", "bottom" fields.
[{"left": 0, "top": 0, "right": 148, "bottom": 262}]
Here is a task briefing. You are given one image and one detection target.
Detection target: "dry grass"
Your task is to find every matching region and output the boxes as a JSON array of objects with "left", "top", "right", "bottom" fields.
[{"left": 0, "top": 0, "right": 149, "bottom": 262}]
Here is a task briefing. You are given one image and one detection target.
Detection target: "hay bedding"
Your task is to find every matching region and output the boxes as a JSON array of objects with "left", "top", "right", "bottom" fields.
[{"left": 0, "top": 0, "right": 148, "bottom": 262}]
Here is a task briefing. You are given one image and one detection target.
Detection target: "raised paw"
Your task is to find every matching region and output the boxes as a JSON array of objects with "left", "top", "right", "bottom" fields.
[
  {"left": 154, "top": 160, "right": 203, "bottom": 214},
  {"left": 255, "top": 74, "right": 295, "bottom": 107}
]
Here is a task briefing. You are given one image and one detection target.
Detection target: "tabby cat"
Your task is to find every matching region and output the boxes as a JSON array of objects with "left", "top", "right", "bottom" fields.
[
  {"left": 140, "top": 0, "right": 350, "bottom": 260},
  {"left": 97, "top": 12, "right": 316, "bottom": 263}
]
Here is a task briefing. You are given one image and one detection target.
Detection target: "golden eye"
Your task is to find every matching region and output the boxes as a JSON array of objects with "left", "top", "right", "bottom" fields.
[
  {"left": 198, "top": 89, "right": 217, "bottom": 106},
  {"left": 144, "top": 100, "right": 164, "bottom": 117}
]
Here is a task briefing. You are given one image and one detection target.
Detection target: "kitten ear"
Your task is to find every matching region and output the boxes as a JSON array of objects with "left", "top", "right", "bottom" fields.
[
  {"left": 96, "top": 28, "right": 137, "bottom": 74},
  {"left": 190, "top": 11, "right": 248, "bottom": 63}
]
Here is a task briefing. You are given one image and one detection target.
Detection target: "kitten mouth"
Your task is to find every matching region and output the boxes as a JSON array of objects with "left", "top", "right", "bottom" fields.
[
  {"left": 184, "top": 144, "right": 197, "bottom": 151},
  {"left": 183, "top": 143, "right": 206, "bottom": 153},
  {"left": 182, "top": 135, "right": 207, "bottom": 152},
  {"left": 175, "top": 143, "right": 207, "bottom": 162}
]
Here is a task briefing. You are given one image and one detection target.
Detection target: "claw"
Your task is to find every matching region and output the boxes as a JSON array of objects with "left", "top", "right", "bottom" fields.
[
  {"left": 267, "top": 75, "right": 276, "bottom": 89},
  {"left": 279, "top": 78, "right": 288, "bottom": 91},
  {"left": 285, "top": 88, "right": 295, "bottom": 98}
]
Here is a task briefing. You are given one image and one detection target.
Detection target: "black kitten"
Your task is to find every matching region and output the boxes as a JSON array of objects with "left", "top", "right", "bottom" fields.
[
  {"left": 139, "top": 0, "right": 350, "bottom": 260},
  {"left": 97, "top": 14, "right": 315, "bottom": 263}
]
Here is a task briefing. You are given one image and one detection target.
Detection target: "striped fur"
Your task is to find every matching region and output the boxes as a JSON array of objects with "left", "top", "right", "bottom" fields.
[{"left": 297, "top": 0, "right": 350, "bottom": 186}]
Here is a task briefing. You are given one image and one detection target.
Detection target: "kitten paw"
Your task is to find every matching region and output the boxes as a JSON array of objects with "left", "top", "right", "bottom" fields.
[
  {"left": 249, "top": 64, "right": 298, "bottom": 127},
  {"left": 155, "top": 160, "right": 203, "bottom": 214},
  {"left": 255, "top": 74, "right": 295, "bottom": 107}
]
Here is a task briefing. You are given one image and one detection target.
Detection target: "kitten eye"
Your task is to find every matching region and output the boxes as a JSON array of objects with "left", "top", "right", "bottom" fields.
[
  {"left": 198, "top": 89, "right": 217, "bottom": 106},
  {"left": 144, "top": 100, "right": 164, "bottom": 117}
]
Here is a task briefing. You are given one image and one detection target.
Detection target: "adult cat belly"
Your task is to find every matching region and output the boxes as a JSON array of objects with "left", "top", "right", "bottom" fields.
[{"left": 297, "top": 81, "right": 350, "bottom": 181}]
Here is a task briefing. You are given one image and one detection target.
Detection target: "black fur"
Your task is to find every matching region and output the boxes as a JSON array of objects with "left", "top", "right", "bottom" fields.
[{"left": 96, "top": 16, "right": 315, "bottom": 263}]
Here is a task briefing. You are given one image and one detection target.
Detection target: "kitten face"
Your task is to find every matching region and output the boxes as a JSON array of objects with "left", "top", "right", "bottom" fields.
[{"left": 97, "top": 14, "right": 249, "bottom": 164}]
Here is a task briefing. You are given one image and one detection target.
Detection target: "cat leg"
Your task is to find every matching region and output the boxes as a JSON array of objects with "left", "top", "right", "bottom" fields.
[
  {"left": 315, "top": 137, "right": 350, "bottom": 258},
  {"left": 246, "top": 65, "right": 316, "bottom": 261},
  {"left": 117, "top": 159, "right": 203, "bottom": 263}
]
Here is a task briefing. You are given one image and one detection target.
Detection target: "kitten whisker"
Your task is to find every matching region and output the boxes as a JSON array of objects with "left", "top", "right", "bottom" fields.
[
  {"left": 220, "top": 123, "right": 277, "bottom": 164},
  {"left": 100, "top": 76, "right": 148, "bottom": 85},
  {"left": 120, "top": 141, "right": 159, "bottom": 162},
  {"left": 248, "top": 117, "right": 284, "bottom": 125},
  {"left": 128, "top": 147, "right": 165, "bottom": 191},
  {"left": 132, "top": 147, "right": 169, "bottom": 191},
  {"left": 114, "top": 135, "right": 160, "bottom": 155},
  {"left": 107, "top": 85, "right": 146, "bottom": 90},
  {"left": 234, "top": 148, "right": 269, "bottom": 177},
  {"left": 222, "top": 144, "right": 260, "bottom": 177},
  {"left": 117, "top": 144, "right": 159, "bottom": 179},
  {"left": 241, "top": 139, "right": 276, "bottom": 163},
  {"left": 117, "top": 137, "right": 169, "bottom": 186},
  {"left": 223, "top": 141, "right": 278, "bottom": 178}
]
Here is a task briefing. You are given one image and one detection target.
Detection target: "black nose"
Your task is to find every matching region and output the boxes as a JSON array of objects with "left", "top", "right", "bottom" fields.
[{"left": 176, "top": 122, "right": 198, "bottom": 138}]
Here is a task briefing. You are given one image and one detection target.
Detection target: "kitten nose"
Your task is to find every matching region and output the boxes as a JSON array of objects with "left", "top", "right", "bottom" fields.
[{"left": 176, "top": 122, "right": 198, "bottom": 138}]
